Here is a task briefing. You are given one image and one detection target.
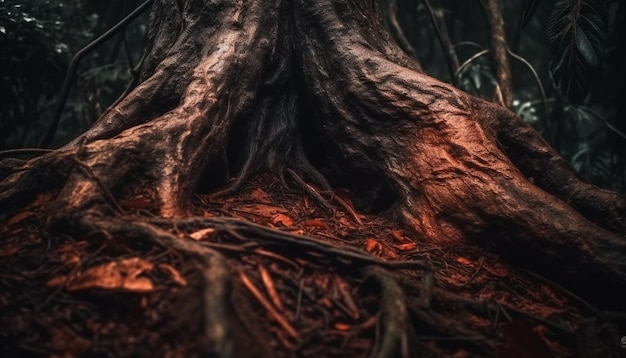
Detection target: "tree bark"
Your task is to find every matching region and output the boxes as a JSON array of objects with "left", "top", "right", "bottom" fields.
[
  {"left": 292, "top": 0, "right": 626, "bottom": 293},
  {"left": 2, "top": 0, "right": 625, "bottom": 304},
  {"left": 482, "top": 0, "right": 513, "bottom": 106},
  {"left": 1, "top": 0, "right": 625, "bottom": 356}
]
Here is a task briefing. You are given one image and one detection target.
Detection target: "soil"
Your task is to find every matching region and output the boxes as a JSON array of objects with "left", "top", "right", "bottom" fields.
[{"left": 1, "top": 173, "right": 624, "bottom": 357}]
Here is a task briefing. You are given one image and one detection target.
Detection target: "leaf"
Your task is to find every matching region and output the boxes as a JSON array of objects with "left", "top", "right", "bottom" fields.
[
  {"left": 271, "top": 213, "right": 293, "bottom": 227},
  {"left": 249, "top": 188, "right": 272, "bottom": 204},
  {"left": 304, "top": 219, "right": 330, "bottom": 230},
  {"left": 6, "top": 210, "right": 35, "bottom": 226},
  {"left": 393, "top": 242, "right": 417, "bottom": 251},
  {"left": 236, "top": 204, "right": 288, "bottom": 217},
  {"left": 48, "top": 257, "right": 155, "bottom": 292},
  {"left": 520, "top": 0, "right": 540, "bottom": 29},
  {"left": 189, "top": 228, "right": 215, "bottom": 240},
  {"left": 334, "top": 323, "right": 351, "bottom": 331},
  {"left": 391, "top": 229, "right": 410, "bottom": 243},
  {"left": 363, "top": 238, "right": 398, "bottom": 259},
  {"left": 547, "top": 0, "right": 608, "bottom": 104}
]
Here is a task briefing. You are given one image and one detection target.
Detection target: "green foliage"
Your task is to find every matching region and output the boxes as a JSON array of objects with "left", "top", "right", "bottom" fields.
[
  {"left": 1, "top": 0, "right": 147, "bottom": 149},
  {"left": 547, "top": 0, "right": 608, "bottom": 104},
  {"left": 456, "top": 51, "right": 500, "bottom": 100},
  {"left": 0, "top": 0, "right": 96, "bottom": 148},
  {"left": 552, "top": 105, "right": 624, "bottom": 189},
  {"left": 520, "top": 0, "right": 540, "bottom": 29},
  {"left": 388, "top": 0, "right": 624, "bottom": 192},
  {"left": 2, "top": 0, "right": 623, "bottom": 192}
]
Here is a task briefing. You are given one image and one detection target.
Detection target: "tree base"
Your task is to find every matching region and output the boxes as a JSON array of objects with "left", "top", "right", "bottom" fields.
[{"left": 1, "top": 0, "right": 625, "bottom": 356}]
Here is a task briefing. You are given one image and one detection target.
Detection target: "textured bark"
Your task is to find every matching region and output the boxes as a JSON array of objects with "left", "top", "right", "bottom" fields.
[
  {"left": 292, "top": 0, "right": 626, "bottom": 295},
  {"left": 1, "top": 0, "right": 626, "bottom": 353}
]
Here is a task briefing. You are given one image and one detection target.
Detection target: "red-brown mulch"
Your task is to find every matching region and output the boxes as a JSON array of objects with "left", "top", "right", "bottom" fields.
[{"left": 1, "top": 173, "right": 624, "bottom": 357}]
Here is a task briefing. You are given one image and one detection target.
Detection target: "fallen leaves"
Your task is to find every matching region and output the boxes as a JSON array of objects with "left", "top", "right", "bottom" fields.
[
  {"left": 364, "top": 238, "right": 398, "bottom": 259},
  {"left": 199, "top": 183, "right": 418, "bottom": 268},
  {"left": 57, "top": 240, "right": 89, "bottom": 266},
  {"left": 2, "top": 174, "right": 588, "bottom": 358},
  {"left": 456, "top": 257, "right": 473, "bottom": 266},
  {"left": 391, "top": 229, "right": 410, "bottom": 243},
  {"left": 303, "top": 219, "right": 330, "bottom": 230},
  {"left": 47, "top": 257, "right": 186, "bottom": 293},
  {"left": 48, "top": 257, "right": 155, "bottom": 292},
  {"left": 333, "top": 322, "right": 351, "bottom": 331},
  {"left": 189, "top": 227, "right": 215, "bottom": 240},
  {"left": 234, "top": 204, "right": 288, "bottom": 217},
  {"left": 6, "top": 210, "right": 35, "bottom": 227},
  {"left": 271, "top": 213, "right": 294, "bottom": 227},
  {"left": 249, "top": 188, "right": 273, "bottom": 204},
  {"left": 393, "top": 242, "right": 417, "bottom": 251}
]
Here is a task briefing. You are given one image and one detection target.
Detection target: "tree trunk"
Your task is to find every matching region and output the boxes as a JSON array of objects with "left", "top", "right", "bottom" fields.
[{"left": 1, "top": 0, "right": 625, "bottom": 356}]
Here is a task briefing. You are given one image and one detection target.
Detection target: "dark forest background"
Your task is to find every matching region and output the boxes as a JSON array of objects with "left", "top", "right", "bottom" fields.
[{"left": 1, "top": 0, "right": 625, "bottom": 192}]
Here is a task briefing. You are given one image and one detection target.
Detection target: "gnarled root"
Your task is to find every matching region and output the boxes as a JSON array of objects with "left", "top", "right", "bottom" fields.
[{"left": 293, "top": 0, "right": 626, "bottom": 302}]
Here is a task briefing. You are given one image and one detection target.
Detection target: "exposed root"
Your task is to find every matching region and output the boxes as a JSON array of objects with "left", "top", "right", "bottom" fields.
[
  {"left": 430, "top": 287, "right": 573, "bottom": 336},
  {"left": 364, "top": 266, "right": 413, "bottom": 358},
  {"left": 71, "top": 158, "right": 126, "bottom": 215},
  {"left": 0, "top": 150, "right": 75, "bottom": 216},
  {"left": 2, "top": 1, "right": 626, "bottom": 357},
  {"left": 3, "top": 172, "right": 624, "bottom": 356},
  {"left": 383, "top": 270, "right": 498, "bottom": 355},
  {"left": 209, "top": 171, "right": 252, "bottom": 200},
  {"left": 148, "top": 216, "right": 432, "bottom": 270},
  {"left": 293, "top": 0, "right": 626, "bottom": 299},
  {"left": 284, "top": 168, "right": 364, "bottom": 225},
  {"left": 491, "top": 105, "right": 626, "bottom": 233},
  {"left": 285, "top": 168, "right": 334, "bottom": 213},
  {"left": 79, "top": 216, "right": 234, "bottom": 357},
  {"left": 328, "top": 191, "right": 363, "bottom": 225}
]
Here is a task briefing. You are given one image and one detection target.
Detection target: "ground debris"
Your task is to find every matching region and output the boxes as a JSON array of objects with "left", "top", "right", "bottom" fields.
[{"left": 0, "top": 174, "right": 623, "bottom": 357}]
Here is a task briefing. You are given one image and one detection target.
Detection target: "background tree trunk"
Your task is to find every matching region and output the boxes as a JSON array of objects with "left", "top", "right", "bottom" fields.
[{"left": 1, "top": 0, "right": 625, "bottom": 356}]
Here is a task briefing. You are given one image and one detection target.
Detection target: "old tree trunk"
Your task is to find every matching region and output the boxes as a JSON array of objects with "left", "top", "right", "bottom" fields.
[{"left": 2, "top": 0, "right": 626, "bottom": 356}]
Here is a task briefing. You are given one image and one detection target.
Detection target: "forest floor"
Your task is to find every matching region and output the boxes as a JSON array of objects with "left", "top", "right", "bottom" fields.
[{"left": 1, "top": 173, "right": 624, "bottom": 357}]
